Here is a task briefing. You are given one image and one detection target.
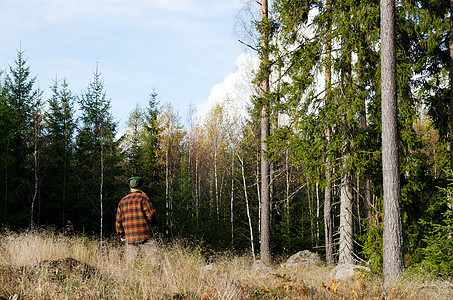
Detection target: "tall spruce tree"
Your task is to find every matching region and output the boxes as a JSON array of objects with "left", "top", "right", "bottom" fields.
[
  {"left": 141, "top": 90, "right": 162, "bottom": 191},
  {"left": 77, "top": 66, "right": 117, "bottom": 241},
  {"left": 43, "top": 77, "right": 76, "bottom": 228},
  {"left": 0, "top": 72, "right": 12, "bottom": 224},
  {"left": 2, "top": 49, "right": 39, "bottom": 227}
]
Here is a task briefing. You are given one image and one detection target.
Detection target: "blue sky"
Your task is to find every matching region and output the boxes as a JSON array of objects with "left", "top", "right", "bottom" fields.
[{"left": 0, "top": 0, "right": 252, "bottom": 131}]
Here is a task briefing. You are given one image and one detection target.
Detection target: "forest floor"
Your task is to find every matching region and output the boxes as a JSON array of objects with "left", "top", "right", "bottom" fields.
[{"left": 0, "top": 230, "right": 452, "bottom": 299}]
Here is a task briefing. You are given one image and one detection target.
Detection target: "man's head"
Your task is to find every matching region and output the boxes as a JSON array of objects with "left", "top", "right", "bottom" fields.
[{"left": 128, "top": 176, "right": 144, "bottom": 189}]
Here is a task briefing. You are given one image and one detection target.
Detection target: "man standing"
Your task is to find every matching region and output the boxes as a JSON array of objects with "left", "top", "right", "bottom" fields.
[{"left": 116, "top": 176, "right": 158, "bottom": 265}]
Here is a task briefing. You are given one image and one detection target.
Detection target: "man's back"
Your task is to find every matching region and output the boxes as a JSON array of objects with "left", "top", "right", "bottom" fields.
[{"left": 116, "top": 190, "right": 156, "bottom": 244}]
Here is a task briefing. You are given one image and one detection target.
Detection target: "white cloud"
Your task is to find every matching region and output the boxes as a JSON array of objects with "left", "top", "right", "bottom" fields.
[{"left": 196, "top": 52, "right": 259, "bottom": 122}]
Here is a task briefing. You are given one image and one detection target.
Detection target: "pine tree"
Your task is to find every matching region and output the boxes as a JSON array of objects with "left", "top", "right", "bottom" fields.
[
  {"left": 381, "top": 0, "right": 404, "bottom": 285},
  {"left": 259, "top": 0, "right": 271, "bottom": 265}
]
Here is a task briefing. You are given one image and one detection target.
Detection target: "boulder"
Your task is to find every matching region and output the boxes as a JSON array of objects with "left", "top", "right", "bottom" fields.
[
  {"left": 329, "top": 264, "right": 370, "bottom": 281},
  {"left": 251, "top": 259, "right": 271, "bottom": 275},
  {"left": 283, "top": 250, "right": 321, "bottom": 269}
]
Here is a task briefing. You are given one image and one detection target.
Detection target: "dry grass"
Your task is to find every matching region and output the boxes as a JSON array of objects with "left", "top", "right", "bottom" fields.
[{"left": 0, "top": 229, "right": 452, "bottom": 299}]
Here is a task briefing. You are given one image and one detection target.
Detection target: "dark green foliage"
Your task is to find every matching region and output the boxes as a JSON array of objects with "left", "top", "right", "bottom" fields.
[
  {"left": 416, "top": 175, "right": 453, "bottom": 277},
  {"left": 141, "top": 90, "right": 162, "bottom": 190},
  {"left": 361, "top": 214, "right": 384, "bottom": 273},
  {"left": 75, "top": 67, "right": 120, "bottom": 238},
  {"left": 0, "top": 49, "right": 40, "bottom": 227},
  {"left": 40, "top": 78, "right": 77, "bottom": 228}
]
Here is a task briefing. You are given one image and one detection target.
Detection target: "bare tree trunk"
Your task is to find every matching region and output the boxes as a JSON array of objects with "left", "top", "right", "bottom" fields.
[
  {"left": 239, "top": 154, "right": 255, "bottom": 260},
  {"left": 324, "top": 161, "right": 334, "bottom": 265},
  {"left": 358, "top": 39, "right": 372, "bottom": 220},
  {"left": 31, "top": 115, "right": 39, "bottom": 230},
  {"left": 256, "top": 157, "right": 261, "bottom": 237},
  {"left": 231, "top": 150, "right": 235, "bottom": 244},
  {"left": 338, "top": 1, "right": 355, "bottom": 266},
  {"left": 100, "top": 137, "right": 104, "bottom": 243},
  {"left": 449, "top": 0, "right": 453, "bottom": 172},
  {"left": 357, "top": 175, "right": 362, "bottom": 235},
  {"left": 286, "top": 148, "right": 290, "bottom": 229},
  {"left": 214, "top": 144, "right": 219, "bottom": 224},
  {"left": 324, "top": 0, "right": 334, "bottom": 266},
  {"left": 195, "top": 157, "right": 199, "bottom": 228},
  {"left": 260, "top": 0, "right": 271, "bottom": 264},
  {"left": 339, "top": 155, "right": 354, "bottom": 264},
  {"left": 63, "top": 127, "right": 67, "bottom": 227},
  {"left": 4, "top": 139, "right": 9, "bottom": 223},
  {"left": 316, "top": 181, "right": 320, "bottom": 247},
  {"left": 381, "top": 0, "right": 404, "bottom": 285},
  {"left": 166, "top": 133, "right": 170, "bottom": 236},
  {"left": 448, "top": 0, "right": 453, "bottom": 234}
]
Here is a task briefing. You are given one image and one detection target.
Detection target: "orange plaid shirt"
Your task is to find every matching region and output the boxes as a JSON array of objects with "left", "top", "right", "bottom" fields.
[{"left": 116, "top": 190, "right": 156, "bottom": 244}]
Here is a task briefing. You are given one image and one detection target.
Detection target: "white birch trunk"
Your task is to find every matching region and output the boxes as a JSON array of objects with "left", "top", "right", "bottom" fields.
[
  {"left": 239, "top": 154, "right": 255, "bottom": 260},
  {"left": 100, "top": 138, "right": 104, "bottom": 243},
  {"left": 195, "top": 158, "right": 199, "bottom": 228},
  {"left": 31, "top": 111, "right": 40, "bottom": 230},
  {"left": 31, "top": 124, "right": 38, "bottom": 230},
  {"left": 286, "top": 148, "right": 290, "bottom": 228},
  {"left": 165, "top": 133, "right": 170, "bottom": 236},
  {"left": 230, "top": 150, "right": 234, "bottom": 243},
  {"left": 214, "top": 144, "right": 219, "bottom": 224}
]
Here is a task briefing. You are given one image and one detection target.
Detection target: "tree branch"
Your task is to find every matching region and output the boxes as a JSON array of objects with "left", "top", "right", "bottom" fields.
[{"left": 238, "top": 39, "right": 258, "bottom": 52}]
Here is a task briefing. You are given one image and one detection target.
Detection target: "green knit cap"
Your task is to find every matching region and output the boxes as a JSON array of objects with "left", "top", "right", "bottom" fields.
[{"left": 128, "top": 176, "right": 144, "bottom": 189}]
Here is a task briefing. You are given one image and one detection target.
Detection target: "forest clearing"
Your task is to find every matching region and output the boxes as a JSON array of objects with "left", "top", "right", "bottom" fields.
[{"left": 0, "top": 229, "right": 452, "bottom": 300}]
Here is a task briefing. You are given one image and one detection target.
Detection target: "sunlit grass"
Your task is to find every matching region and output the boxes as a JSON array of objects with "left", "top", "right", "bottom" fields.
[{"left": 0, "top": 229, "right": 451, "bottom": 299}]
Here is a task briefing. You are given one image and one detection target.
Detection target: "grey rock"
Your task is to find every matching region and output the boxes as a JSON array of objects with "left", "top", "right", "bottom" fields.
[
  {"left": 329, "top": 264, "right": 370, "bottom": 281},
  {"left": 284, "top": 250, "right": 321, "bottom": 269},
  {"left": 251, "top": 259, "right": 271, "bottom": 275}
]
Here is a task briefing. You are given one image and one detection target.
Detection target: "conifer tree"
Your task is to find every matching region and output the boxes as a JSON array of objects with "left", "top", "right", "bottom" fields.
[
  {"left": 141, "top": 90, "right": 162, "bottom": 189},
  {"left": 43, "top": 77, "right": 76, "bottom": 227},
  {"left": 259, "top": 0, "right": 271, "bottom": 264},
  {"left": 2, "top": 49, "right": 39, "bottom": 227},
  {"left": 381, "top": 0, "right": 404, "bottom": 285},
  {"left": 77, "top": 66, "right": 117, "bottom": 241},
  {"left": 0, "top": 72, "right": 12, "bottom": 224}
]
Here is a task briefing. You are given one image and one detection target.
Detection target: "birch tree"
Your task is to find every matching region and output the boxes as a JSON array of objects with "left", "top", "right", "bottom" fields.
[{"left": 30, "top": 88, "right": 43, "bottom": 229}]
